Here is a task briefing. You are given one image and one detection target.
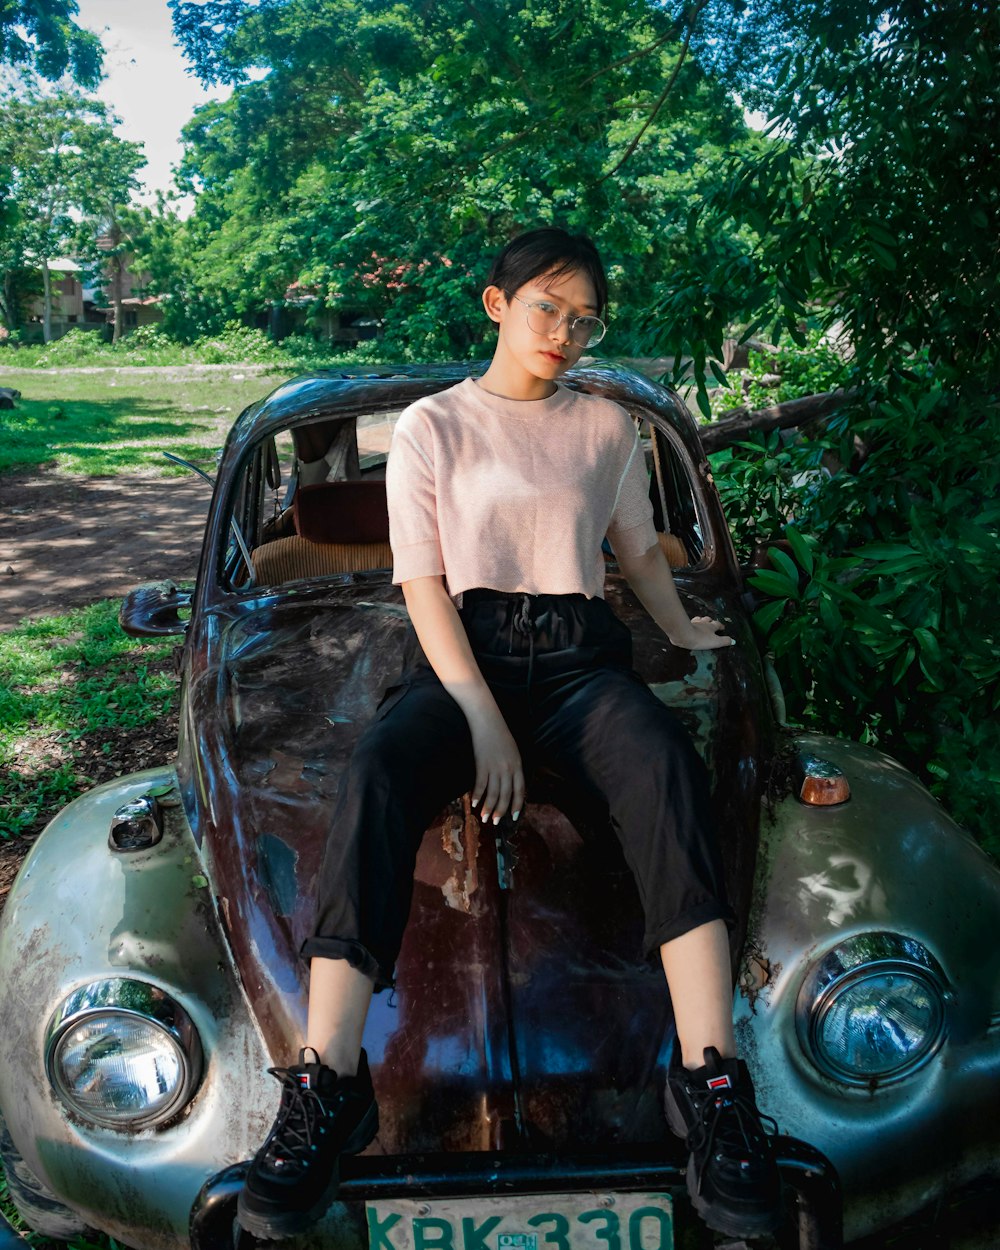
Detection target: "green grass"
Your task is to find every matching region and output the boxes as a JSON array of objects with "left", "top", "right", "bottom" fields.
[
  {"left": 0, "top": 366, "right": 296, "bottom": 476},
  {"left": 0, "top": 600, "right": 178, "bottom": 840}
]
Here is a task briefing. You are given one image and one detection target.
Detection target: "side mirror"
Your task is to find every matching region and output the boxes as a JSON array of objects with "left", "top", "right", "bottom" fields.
[{"left": 119, "top": 581, "right": 192, "bottom": 638}]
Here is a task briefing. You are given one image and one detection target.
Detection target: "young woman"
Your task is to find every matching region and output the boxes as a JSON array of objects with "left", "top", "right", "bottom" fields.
[{"left": 238, "top": 228, "right": 782, "bottom": 1241}]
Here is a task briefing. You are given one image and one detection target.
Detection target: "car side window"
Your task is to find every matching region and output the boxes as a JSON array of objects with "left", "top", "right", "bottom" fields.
[
  {"left": 635, "top": 415, "right": 705, "bottom": 570},
  {"left": 223, "top": 414, "right": 401, "bottom": 593}
]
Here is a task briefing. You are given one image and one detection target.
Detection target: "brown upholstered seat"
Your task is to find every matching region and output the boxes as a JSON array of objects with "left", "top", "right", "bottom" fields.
[
  {"left": 251, "top": 536, "right": 394, "bottom": 584},
  {"left": 294, "top": 481, "right": 389, "bottom": 544},
  {"left": 251, "top": 479, "right": 393, "bottom": 585},
  {"left": 250, "top": 479, "right": 688, "bottom": 586},
  {"left": 658, "top": 531, "right": 690, "bottom": 568}
]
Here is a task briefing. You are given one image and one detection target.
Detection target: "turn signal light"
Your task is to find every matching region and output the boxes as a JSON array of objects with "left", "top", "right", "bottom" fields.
[{"left": 798, "top": 754, "right": 851, "bottom": 806}]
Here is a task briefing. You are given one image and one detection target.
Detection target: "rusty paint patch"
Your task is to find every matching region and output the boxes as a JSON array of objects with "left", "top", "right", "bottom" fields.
[
  {"left": 440, "top": 802, "right": 483, "bottom": 915},
  {"left": 739, "top": 940, "right": 782, "bottom": 1014}
]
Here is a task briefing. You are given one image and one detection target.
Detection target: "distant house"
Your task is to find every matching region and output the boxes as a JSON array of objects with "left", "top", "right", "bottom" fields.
[
  {"left": 94, "top": 289, "right": 165, "bottom": 335},
  {"left": 92, "top": 236, "right": 164, "bottom": 338},
  {"left": 18, "top": 249, "right": 164, "bottom": 342},
  {"left": 19, "top": 259, "right": 107, "bottom": 341},
  {"left": 264, "top": 282, "right": 381, "bottom": 345}
]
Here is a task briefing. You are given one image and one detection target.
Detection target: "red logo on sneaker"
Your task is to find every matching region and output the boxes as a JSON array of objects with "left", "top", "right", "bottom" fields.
[
  {"left": 298, "top": 1073, "right": 312, "bottom": 1090},
  {"left": 707, "top": 1074, "right": 732, "bottom": 1090}
]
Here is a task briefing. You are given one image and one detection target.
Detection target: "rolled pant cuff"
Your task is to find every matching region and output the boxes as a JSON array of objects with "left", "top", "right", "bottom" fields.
[
  {"left": 644, "top": 900, "right": 736, "bottom": 956},
  {"left": 300, "top": 936, "right": 394, "bottom": 992}
]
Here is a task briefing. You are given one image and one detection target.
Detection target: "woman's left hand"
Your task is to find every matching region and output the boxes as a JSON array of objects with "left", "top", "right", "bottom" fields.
[{"left": 669, "top": 616, "right": 735, "bottom": 650}]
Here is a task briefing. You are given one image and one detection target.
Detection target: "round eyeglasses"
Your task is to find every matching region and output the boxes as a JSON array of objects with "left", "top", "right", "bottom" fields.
[{"left": 510, "top": 295, "right": 607, "bottom": 348}]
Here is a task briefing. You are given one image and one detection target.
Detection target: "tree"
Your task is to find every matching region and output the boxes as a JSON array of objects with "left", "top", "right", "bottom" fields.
[
  {"left": 0, "top": 5, "right": 104, "bottom": 294},
  {"left": 0, "top": 91, "right": 144, "bottom": 339},
  {"left": 166, "top": 0, "right": 764, "bottom": 351},
  {"left": 78, "top": 154, "right": 149, "bottom": 344},
  {"left": 0, "top": 0, "right": 102, "bottom": 86},
  {"left": 645, "top": 0, "right": 999, "bottom": 844}
]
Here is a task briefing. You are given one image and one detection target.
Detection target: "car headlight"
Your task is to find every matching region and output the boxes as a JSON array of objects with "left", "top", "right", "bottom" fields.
[
  {"left": 45, "top": 978, "right": 203, "bottom": 1128},
  {"left": 796, "top": 932, "right": 949, "bottom": 1086}
]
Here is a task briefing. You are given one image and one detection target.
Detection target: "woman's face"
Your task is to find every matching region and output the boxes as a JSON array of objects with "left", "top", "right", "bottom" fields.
[{"left": 484, "top": 266, "right": 600, "bottom": 385}]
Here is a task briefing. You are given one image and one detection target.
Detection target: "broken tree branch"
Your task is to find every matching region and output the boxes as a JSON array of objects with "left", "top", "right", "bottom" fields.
[{"left": 697, "top": 388, "right": 860, "bottom": 452}]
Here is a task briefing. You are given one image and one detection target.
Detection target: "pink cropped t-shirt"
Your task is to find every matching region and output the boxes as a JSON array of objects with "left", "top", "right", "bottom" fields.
[{"left": 386, "top": 378, "right": 657, "bottom": 601}]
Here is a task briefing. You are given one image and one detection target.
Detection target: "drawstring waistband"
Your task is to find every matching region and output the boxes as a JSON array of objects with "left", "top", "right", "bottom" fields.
[
  {"left": 510, "top": 593, "right": 537, "bottom": 688},
  {"left": 454, "top": 588, "right": 632, "bottom": 686}
]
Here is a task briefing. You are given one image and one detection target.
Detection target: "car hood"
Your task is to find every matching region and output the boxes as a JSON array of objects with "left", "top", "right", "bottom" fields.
[{"left": 181, "top": 576, "right": 767, "bottom": 1153}]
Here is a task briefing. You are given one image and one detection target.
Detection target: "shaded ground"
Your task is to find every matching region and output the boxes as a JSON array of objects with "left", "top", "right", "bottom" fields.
[
  {"left": 1, "top": 467, "right": 195, "bottom": 911},
  {"left": 0, "top": 670, "right": 179, "bottom": 908},
  {"left": 0, "top": 469, "right": 210, "bottom": 628}
]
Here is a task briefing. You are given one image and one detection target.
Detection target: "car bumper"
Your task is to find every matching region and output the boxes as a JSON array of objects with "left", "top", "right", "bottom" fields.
[{"left": 190, "top": 1143, "right": 843, "bottom": 1250}]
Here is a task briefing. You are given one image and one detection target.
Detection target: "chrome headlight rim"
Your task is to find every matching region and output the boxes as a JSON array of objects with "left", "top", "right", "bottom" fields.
[
  {"left": 796, "top": 932, "right": 949, "bottom": 1087},
  {"left": 45, "top": 977, "right": 203, "bottom": 1129}
]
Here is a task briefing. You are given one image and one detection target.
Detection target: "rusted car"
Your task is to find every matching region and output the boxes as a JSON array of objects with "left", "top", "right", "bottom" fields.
[{"left": 1, "top": 365, "right": 998, "bottom": 1250}]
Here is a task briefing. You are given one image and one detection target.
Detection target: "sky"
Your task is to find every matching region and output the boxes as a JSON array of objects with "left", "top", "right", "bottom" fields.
[{"left": 75, "top": 0, "right": 231, "bottom": 209}]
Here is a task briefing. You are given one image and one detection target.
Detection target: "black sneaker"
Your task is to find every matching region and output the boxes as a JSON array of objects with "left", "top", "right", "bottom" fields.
[
  {"left": 237, "top": 1048, "right": 378, "bottom": 1241},
  {"left": 664, "top": 1046, "right": 782, "bottom": 1238}
]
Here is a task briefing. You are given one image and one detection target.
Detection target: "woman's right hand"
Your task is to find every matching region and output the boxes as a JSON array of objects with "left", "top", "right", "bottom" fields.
[
  {"left": 398, "top": 577, "right": 525, "bottom": 823},
  {"left": 468, "top": 707, "right": 525, "bottom": 825}
]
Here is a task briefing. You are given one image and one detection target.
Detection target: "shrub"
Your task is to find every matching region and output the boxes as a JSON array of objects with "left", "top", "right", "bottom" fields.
[
  {"left": 192, "top": 322, "right": 283, "bottom": 364},
  {"left": 31, "top": 327, "right": 112, "bottom": 368},
  {"left": 715, "top": 345, "right": 1000, "bottom": 855},
  {"left": 720, "top": 328, "right": 854, "bottom": 410}
]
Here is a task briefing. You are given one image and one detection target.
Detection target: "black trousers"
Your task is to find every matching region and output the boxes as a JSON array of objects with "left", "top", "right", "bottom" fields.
[{"left": 303, "top": 590, "right": 733, "bottom": 989}]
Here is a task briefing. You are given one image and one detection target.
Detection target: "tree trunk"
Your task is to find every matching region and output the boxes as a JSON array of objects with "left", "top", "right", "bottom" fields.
[
  {"left": 697, "top": 388, "right": 859, "bottom": 452},
  {"left": 0, "top": 271, "right": 17, "bottom": 332},
  {"left": 42, "top": 259, "right": 52, "bottom": 343},
  {"left": 112, "top": 254, "right": 124, "bottom": 344}
]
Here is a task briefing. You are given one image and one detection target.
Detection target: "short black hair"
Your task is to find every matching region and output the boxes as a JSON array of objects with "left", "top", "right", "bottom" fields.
[{"left": 486, "top": 228, "right": 608, "bottom": 318}]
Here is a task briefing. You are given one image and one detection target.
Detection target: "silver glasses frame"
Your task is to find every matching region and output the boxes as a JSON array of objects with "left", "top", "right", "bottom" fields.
[{"left": 510, "top": 294, "right": 606, "bottom": 348}]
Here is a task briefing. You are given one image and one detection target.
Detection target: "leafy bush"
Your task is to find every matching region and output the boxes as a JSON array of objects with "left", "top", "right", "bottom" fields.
[
  {"left": 0, "top": 321, "right": 396, "bottom": 370},
  {"left": 192, "top": 322, "right": 282, "bottom": 364},
  {"left": 711, "top": 335, "right": 857, "bottom": 557},
  {"left": 29, "top": 327, "right": 111, "bottom": 367},
  {"left": 715, "top": 355, "right": 1000, "bottom": 855},
  {"left": 117, "top": 324, "right": 172, "bottom": 353}
]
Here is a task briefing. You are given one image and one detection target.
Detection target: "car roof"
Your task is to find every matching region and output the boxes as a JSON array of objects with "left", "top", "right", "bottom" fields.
[{"left": 219, "top": 362, "right": 707, "bottom": 465}]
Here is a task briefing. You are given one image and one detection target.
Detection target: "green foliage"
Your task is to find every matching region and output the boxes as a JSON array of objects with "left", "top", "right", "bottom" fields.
[
  {"left": 194, "top": 322, "right": 289, "bottom": 364},
  {"left": 14, "top": 326, "right": 108, "bottom": 366},
  {"left": 650, "top": 1, "right": 999, "bottom": 383},
  {"left": 0, "top": 323, "right": 388, "bottom": 370},
  {"left": 714, "top": 353, "right": 1000, "bottom": 851},
  {"left": 646, "top": 0, "right": 1000, "bottom": 848},
  {"left": 0, "top": 601, "right": 177, "bottom": 840},
  {"left": 720, "top": 328, "right": 853, "bottom": 411},
  {"left": 0, "top": 90, "right": 145, "bottom": 338},
  {"left": 0, "top": 1, "right": 103, "bottom": 86},
  {"left": 162, "top": 0, "right": 764, "bottom": 349}
]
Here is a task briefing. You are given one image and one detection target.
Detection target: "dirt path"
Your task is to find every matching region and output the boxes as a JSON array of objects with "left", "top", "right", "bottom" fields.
[
  {"left": 1, "top": 467, "right": 198, "bottom": 909},
  {"left": 0, "top": 469, "right": 211, "bottom": 628}
]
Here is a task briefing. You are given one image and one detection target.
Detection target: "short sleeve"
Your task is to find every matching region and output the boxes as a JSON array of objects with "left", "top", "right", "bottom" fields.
[
  {"left": 605, "top": 427, "right": 657, "bottom": 560},
  {"left": 386, "top": 412, "right": 446, "bottom": 583}
]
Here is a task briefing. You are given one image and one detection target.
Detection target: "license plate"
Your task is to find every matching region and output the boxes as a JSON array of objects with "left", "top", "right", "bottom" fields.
[{"left": 366, "top": 1192, "right": 674, "bottom": 1250}]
